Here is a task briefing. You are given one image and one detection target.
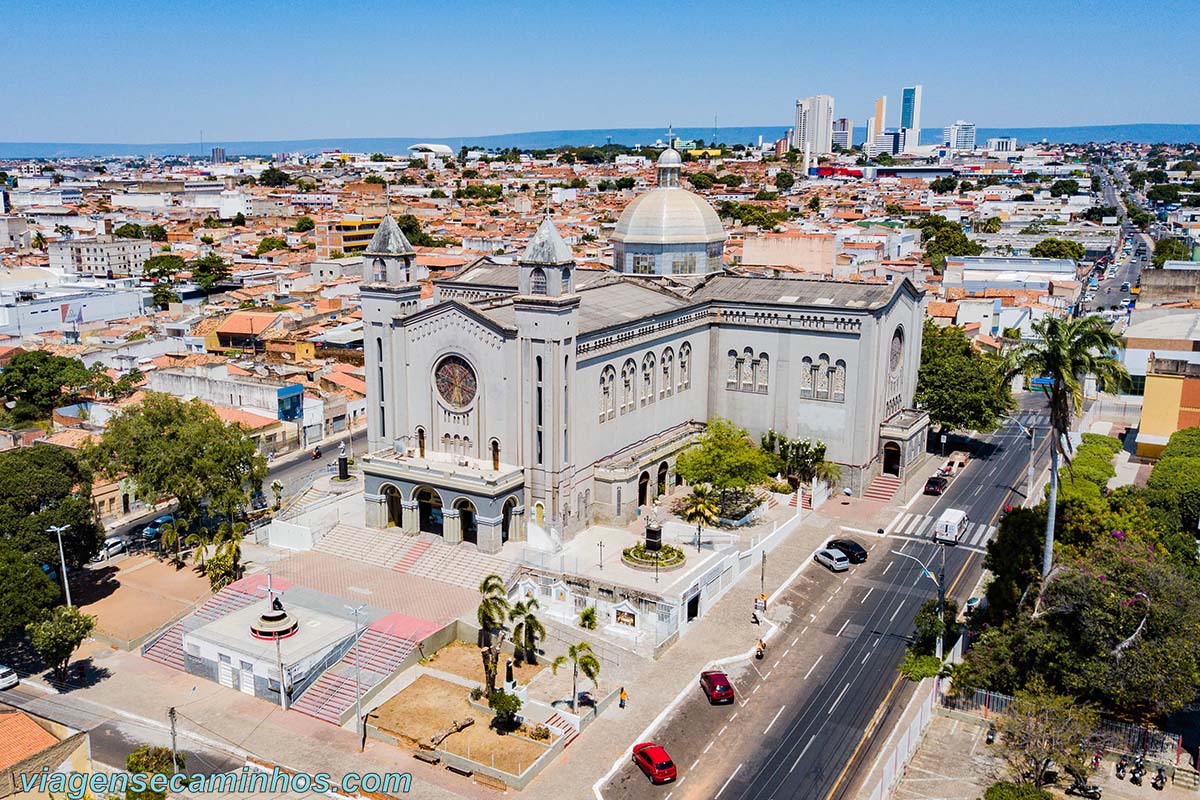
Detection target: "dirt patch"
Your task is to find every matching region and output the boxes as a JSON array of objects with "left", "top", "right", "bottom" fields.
[
  {"left": 373, "top": 674, "right": 552, "bottom": 776},
  {"left": 424, "top": 640, "right": 545, "bottom": 687},
  {"left": 76, "top": 554, "right": 211, "bottom": 644}
]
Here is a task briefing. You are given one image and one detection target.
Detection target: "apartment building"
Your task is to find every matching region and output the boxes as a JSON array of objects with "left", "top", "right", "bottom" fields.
[
  {"left": 316, "top": 216, "right": 381, "bottom": 257},
  {"left": 49, "top": 235, "right": 151, "bottom": 277}
]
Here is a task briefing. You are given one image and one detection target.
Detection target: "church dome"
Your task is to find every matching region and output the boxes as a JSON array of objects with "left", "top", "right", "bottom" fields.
[
  {"left": 657, "top": 147, "right": 682, "bottom": 167},
  {"left": 612, "top": 187, "right": 727, "bottom": 245}
]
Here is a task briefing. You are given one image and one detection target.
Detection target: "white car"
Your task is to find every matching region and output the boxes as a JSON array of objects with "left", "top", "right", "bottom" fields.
[
  {"left": 815, "top": 548, "right": 850, "bottom": 572},
  {"left": 90, "top": 536, "right": 127, "bottom": 563},
  {"left": 0, "top": 666, "right": 18, "bottom": 690}
]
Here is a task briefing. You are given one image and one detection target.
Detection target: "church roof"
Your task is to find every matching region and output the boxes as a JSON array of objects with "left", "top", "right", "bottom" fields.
[
  {"left": 688, "top": 274, "right": 906, "bottom": 310},
  {"left": 520, "top": 217, "right": 574, "bottom": 265},
  {"left": 363, "top": 215, "right": 415, "bottom": 256},
  {"left": 612, "top": 187, "right": 727, "bottom": 245},
  {"left": 476, "top": 278, "right": 690, "bottom": 334}
]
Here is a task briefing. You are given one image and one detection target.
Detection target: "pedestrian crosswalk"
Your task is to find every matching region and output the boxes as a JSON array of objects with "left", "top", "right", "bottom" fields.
[{"left": 886, "top": 511, "right": 996, "bottom": 551}]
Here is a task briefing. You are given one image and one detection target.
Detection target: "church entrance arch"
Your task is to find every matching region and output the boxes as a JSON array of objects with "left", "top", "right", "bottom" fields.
[
  {"left": 455, "top": 499, "right": 478, "bottom": 545},
  {"left": 883, "top": 442, "right": 902, "bottom": 477},
  {"left": 657, "top": 462, "right": 669, "bottom": 498},
  {"left": 638, "top": 471, "right": 650, "bottom": 507},
  {"left": 414, "top": 486, "right": 444, "bottom": 536},
  {"left": 502, "top": 497, "right": 517, "bottom": 543},
  {"left": 382, "top": 484, "right": 403, "bottom": 528}
]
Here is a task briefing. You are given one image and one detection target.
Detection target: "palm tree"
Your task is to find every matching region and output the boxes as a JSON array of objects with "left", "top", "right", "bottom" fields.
[
  {"left": 159, "top": 518, "right": 188, "bottom": 565},
  {"left": 477, "top": 574, "right": 511, "bottom": 696},
  {"left": 32, "top": 231, "right": 47, "bottom": 251},
  {"left": 186, "top": 526, "right": 211, "bottom": 567},
  {"left": 510, "top": 599, "right": 546, "bottom": 665},
  {"left": 1004, "top": 315, "right": 1129, "bottom": 578},
  {"left": 678, "top": 484, "right": 720, "bottom": 551},
  {"left": 551, "top": 642, "right": 601, "bottom": 712},
  {"left": 212, "top": 521, "right": 246, "bottom": 576}
]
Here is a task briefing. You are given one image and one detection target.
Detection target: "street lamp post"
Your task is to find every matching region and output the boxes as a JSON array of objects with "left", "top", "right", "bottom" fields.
[
  {"left": 346, "top": 604, "right": 365, "bottom": 739},
  {"left": 1003, "top": 414, "right": 1037, "bottom": 504},
  {"left": 48, "top": 524, "right": 72, "bottom": 607},
  {"left": 891, "top": 546, "right": 947, "bottom": 661}
]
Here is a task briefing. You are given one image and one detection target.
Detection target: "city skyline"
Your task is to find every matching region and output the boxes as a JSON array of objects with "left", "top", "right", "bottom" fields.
[{"left": 2, "top": 0, "right": 1196, "bottom": 142}]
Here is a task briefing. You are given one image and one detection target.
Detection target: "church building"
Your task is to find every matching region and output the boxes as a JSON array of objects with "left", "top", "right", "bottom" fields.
[{"left": 359, "top": 143, "right": 928, "bottom": 554}]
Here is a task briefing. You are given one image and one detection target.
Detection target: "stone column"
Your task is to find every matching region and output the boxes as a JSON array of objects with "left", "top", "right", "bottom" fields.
[
  {"left": 476, "top": 514, "right": 503, "bottom": 555},
  {"left": 510, "top": 507, "right": 526, "bottom": 542},
  {"left": 401, "top": 499, "right": 420, "bottom": 535},
  {"left": 442, "top": 508, "right": 462, "bottom": 544},
  {"left": 363, "top": 493, "right": 387, "bottom": 529}
]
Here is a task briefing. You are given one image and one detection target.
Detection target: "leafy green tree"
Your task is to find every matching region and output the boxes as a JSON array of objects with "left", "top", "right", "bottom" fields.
[
  {"left": 615, "top": 177, "right": 636, "bottom": 190},
  {"left": 0, "top": 351, "right": 91, "bottom": 415},
  {"left": 189, "top": 253, "right": 230, "bottom": 291},
  {"left": 687, "top": 172, "right": 716, "bottom": 190},
  {"left": 675, "top": 418, "right": 776, "bottom": 492},
  {"left": 982, "top": 507, "right": 1046, "bottom": 621},
  {"left": 981, "top": 216, "right": 1003, "bottom": 233},
  {"left": 1029, "top": 238, "right": 1085, "bottom": 261},
  {"left": 1174, "top": 160, "right": 1199, "bottom": 177},
  {"left": 997, "top": 679, "right": 1099, "bottom": 788},
  {"left": 1079, "top": 205, "right": 1118, "bottom": 223},
  {"left": 84, "top": 393, "right": 266, "bottom": 524},
  {"left": 159, "top": 518, "right": 188, "bottom": 566},
  {"left": 231, "top": 212, "right": 246, "bottom": 227},
  {"left": 363, "top": 174, "right": 387, "bottom": 185},
  {"left": 915, "top": 320, "right": 1012, "bottom": 431},
  {"left": 151, "top": 283, "right": 181, "bottom": 310},
  {"left": 716, "top": 173, "right": 743, "bottom": 187},
  {"left": 911, "top": 598, "right": 959, "bottom": 656},
  {"left": 509, "top": 599, "right": 545, "bottom": 665},
  {"left": 125, "top": 745, "right": 183, "bottom": 800},
  {"left": 0, "top": 542, "right": 60, "bottom": 635},
  {"left": 759, "top": 431, "right": 840, "bottom": 486},
  {"left": 807, "top": 195, "right": 821, "bottom": 213},
  {"left": 32, "top": 231, "right": 47, "bottom": 250},
  {"left": 1048, "top": 179, "right": 1080, "bottom": 197},
  {"left": 1004, "top": 316, "right": 1128, "bottom": 578},
  {"left": 885, "top": 203, "right": 906, "bottom": 216},
  {"left": 113, "top": 223, "right": 144, "bottom": 239},
  {"left": 551, "top": 642, "right": 601, "bottom": 712},
  {"left": 205, "top": 550, "right": 236, "bottom": 592},
  {"left": 258, "top": 166, "right": 292, "bottom": 187},
  {"left": 255, "top": 236, "right": 288, "bottom": 255},
  {"left": 143, "top": 254, "right": 185, "bottom": 283},
  {"left": 292, "top": 215, "right": 315, "bottom": 232},
  {"left": 923, "top": 225, "right": 983, "bottom": 270},
  {"left": 26, "top": 605, "right": 95, "bottom": 682},
  {"left": 144, "top": 224, "right": 167, "bottom": 242},
  {"left": 1014, "top": 192, "right": 1035, "bottom": 202},
  {"left": 1152, "top": 237, "right": 1191, "bottom": 268},
  {"left": 487, "top": 689, "right": 523, "bottom": 731},
  {"left": 929, "top": 176, "right": 958, "bottom": 194},
  {"left": 774, "top": 171, "right": 795, "bottom": 190}
]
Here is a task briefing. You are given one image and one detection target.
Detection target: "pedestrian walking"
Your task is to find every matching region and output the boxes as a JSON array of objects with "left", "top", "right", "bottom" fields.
[{"left": 619, "top": 687, "right": 627, "bottom": 709}]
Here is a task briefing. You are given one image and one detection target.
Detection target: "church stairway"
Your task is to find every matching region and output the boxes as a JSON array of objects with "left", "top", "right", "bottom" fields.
[{"left": 863, "top": 474, "right": 903, "bottom": 502}]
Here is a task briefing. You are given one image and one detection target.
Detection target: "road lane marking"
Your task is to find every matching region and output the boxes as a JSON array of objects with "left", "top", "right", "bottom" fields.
[
  {"left": 790, "top": 735, "right": 817, "bottom": 773},
  {"left": 730, "top": 712, "right": 738, "bottom": 721},
  {"left": 783, "top": 648, "right": 791, "bottom": 658},
  {"left": 764, "top": 705, "right": 787, "bottom": 734},
  {"left": 890, "top": 600, "right": 904, "bottom": 621},
  {"left": 765, "top": 671, "right": 772, "bottom": 679},
  {"left": 691, "top": 759, "right": 699, "bottom": 769},
  {"left": 796, "top": 630, "right": 805, "bottom": 640},
  {"left": 828, "top": 682, "right": 850, "bottom": 715},
  {"left": 882, "top": 560, "right": 893, "bottom": 576},
  {"left": 803, "top": 654, "right": 824, "bottom": 680},
  {"left": 861, "top": 651, "right": 871, "bottom": 665},
  {"left": 719, "top": 725, "right": 728, "bottom": 736},
  {"left": 665, "top": 793, "right": 673, "bottom": 800},
  {"left": 861, "top": 587, "right": 874, "bottom": 604},
  {"left": 753, "top": 685, "right": 760, "bottom": 695},
  {"left": 773, "top": 658, "right": 782, "bottom": 668},
  {"left": 714, "top": 764, "right": 743, "bottom": 798},
  {"left": 823, "top": 674, "right": 904, "bottom": 800},
  {"left": 836, "top": 619, "right": 849, "bottom": 637},
  {"left": 703, "top": 740, "right": 713, "bottom": 754}
]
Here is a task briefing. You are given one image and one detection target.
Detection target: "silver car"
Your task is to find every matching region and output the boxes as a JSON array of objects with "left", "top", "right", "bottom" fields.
[
  {"left": 815, "top": 548, "right": 850, "bottom": 572},
  {"left": 0, "top": 666, "right": 18, "bottom": 690}
]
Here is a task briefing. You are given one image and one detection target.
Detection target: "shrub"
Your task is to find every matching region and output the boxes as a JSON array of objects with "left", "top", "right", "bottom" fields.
[
  {"left": 622, "top": 541, "right": 685, "bottom": 566},
  {"left": 469, "top": 686, "right": 484, "bottom": 701},
  {"left": 529, "top": 724, "right": 551, "bottom": 741},
  {"left": 1080, "top": 433, "right": 1122, "bottom": 455},
  {"left": 982, "top": 782, "right": 1053, "bottom": 800},
  {"left": 899, "top": 651, "right": 942, "bottom": 681},
  {"left": 718, "top": 487, "right": 759, "bottom": 521},
  {"left": 579, "top": 606, "right": 597, "bottom": 630},
  {"left": 488, "top": 689, "right": 522, "bottom": 731},
  {"left": 1161, "top": 427, "right": 1200, "bottom": 460},
  {"left": 765, "top": 479, "right": 793, "bottom": 494}
]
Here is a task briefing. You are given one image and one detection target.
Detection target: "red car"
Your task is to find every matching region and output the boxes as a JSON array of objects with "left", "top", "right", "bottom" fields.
[
  {"left": 700, "top": 670, "right": 735, "bottom": 704},
  {"left": 632, "top": 742, "right": 677, "bottom": 784}
]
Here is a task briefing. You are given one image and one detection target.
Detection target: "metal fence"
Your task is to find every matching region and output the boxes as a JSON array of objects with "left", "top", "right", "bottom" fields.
[
  {"left": 861, "top": 678, "right": 940, "bottom": 800},
  {"left": 942, "top": 688, "right": 1184, "bottom": 764}
]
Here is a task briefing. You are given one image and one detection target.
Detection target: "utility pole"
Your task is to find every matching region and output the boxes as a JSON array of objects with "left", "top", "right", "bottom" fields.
[
  {"left": 760, "top": 551, "right": 766, "bottom": 594},
  {"left": 168, "top": 706, "right": 179, "bottom": 774},
  {"left": 48, "top": 525, "right": 72, "bottom": 607},
  {"left": 598, "top": 540, "right": 604, "bottom": 570},
  {"left": 346, "top": 604, "right": 365, "bottom": 741},
  {"left": 891, "top": 547, "right": 947, "bottom": 661}
]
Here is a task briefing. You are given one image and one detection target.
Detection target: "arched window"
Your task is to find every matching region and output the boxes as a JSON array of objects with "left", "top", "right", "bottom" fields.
[
  {"left": 599, "top": 365, "right": 616, "bottom": 421},
  {"left": 800, "top": 357, "right": 814, "bottom": 398},
  {"left": 661, "top": 347, "right": 674, "bottom": 398},
  {"left": 816, "top": 354, "right": 831, "bottom": 399},
  {"left": 561, "top": 266, "right": 571, "bottom": 291},
  {"left": 491, "top": 439, "right": 501, "bottom": 470},
  {"left": 727, "top": 350, "right": 739, "bottom": 387},
  {"left": 833, "top": 359, "right": 847, "bottom": 402},
  {"left": 620, "top": 359, "right": 636, "bottom": 414},
  {"left": 416, "top": 427, "right": 426, "bottom": 457},
  {"left": 742, "top": 347, "right": 755, "bottom": 390},
  {"left": 530, "top": 268, "right": 547, "bottom": 295},
  {"left": 376, "top": 337, "right": 383, "bottom": 364},
  {"left": 679, "top": 342, "right": 691, "bottom": 390},
  {"left": 757, "top": 353, "right": 769, "bottom": 393},
  {"left": 372, "top": 257, "right": 387, "bottom": 283},
  {"left": 641, "top": 352, "right": 656, "bottom": 406},
  {"left": 535, "top": 356, "right": 544, "bottom": 464},
  {"left": 442, "top": 433, "right": 452, "bottom": 452}
]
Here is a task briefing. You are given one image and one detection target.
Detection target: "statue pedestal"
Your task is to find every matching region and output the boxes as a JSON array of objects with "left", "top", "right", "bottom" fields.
[{"left": 337, "top": 455, "right": 349, "bottom": 481}]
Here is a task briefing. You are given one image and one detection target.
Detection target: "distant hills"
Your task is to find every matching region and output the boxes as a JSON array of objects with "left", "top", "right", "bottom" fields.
[{"left": 1, "top": 124, "right": 1197, "bottom": 159}]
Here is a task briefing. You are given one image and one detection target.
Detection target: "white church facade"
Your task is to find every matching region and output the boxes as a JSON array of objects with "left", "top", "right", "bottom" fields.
[{"left": 359, "top": 147, "right": 928, "bottom": 555}]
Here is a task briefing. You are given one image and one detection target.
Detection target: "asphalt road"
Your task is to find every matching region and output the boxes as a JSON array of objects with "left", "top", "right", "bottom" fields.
[
  {"left": 605, "top": 396, "right": 1053, "bottom": 800},
  {"left": 1, "top": 683, "right": 244, "bottom": 774}
]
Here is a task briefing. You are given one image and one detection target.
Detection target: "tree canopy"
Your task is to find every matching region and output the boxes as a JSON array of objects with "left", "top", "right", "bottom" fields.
[
  {"left": 1029, "top": 238, "right": 1085, "bottom": 261},
  {"left": 84, "top": 392, "right": 267, "bottom": 522},
  {"left": 675, "top": 418, "right": 776, "bottom": 491},
  {"left": 189, "top": 253, "right": 230, "bottom": 291},
  {"left": 917, "top": 215, "right": 983, "bottom": 270},
  {"left": 929, "top": 176, "right": 958, "bottom": 194},
  {"left": 255, "top": 236, "right": 288, "bottom": 255},
  {"left": 915, "top": 319, "right": 1012, "bottom": 430},
  {"left": 1048, "top": 179, "right": 1080, "bottom": 197},
  {"left": 292, "top": 215, "right": 315, "bottom": 232},
  {"left": 27, "top": 605, "right": 95, "bottom": 682},
  {"left": 113, "top": 223, "right": 144, "bottom": 239},
  {"left": 774, "top": 171, "right": 795, "bottom": 190},
  {"left": 0, "top": 542, "right": 61, "bottom": 635},
  {"left": 258, "top": 166, "right": 292, "bottom": 187},
  {"left": 143, "top": 254, "right": 185, "bottom": 283},
  {"left": 0, "top": 350, "right": 91, "bottom": 415},
  {"left": 1151, "top": 237, "right": 1191, "bottom": 268}
]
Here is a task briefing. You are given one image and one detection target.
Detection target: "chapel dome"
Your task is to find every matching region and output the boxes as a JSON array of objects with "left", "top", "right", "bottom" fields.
[{"left": 612, "top": 188, "right": 728, "bottom": 245}]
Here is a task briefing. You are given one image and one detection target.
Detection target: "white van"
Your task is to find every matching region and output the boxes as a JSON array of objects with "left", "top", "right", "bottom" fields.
[{"left": 933, "top": 508, "right": 969, "bottom": 545}]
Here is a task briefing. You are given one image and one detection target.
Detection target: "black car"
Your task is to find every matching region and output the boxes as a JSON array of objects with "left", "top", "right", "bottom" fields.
[
  {"left": 825, "top": 539, "right": 867, "bottom": 564},
  {"left": 924, "top": 475, "right": 948, "bottom": 495}
]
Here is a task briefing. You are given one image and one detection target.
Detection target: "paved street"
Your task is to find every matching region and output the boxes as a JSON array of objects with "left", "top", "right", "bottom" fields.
[{"left": 602, "top": 396, "right": 1053, "bottom": 800}]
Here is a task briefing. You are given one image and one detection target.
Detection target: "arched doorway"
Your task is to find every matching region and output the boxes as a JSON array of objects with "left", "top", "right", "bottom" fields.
[
  {"left": 657, "top": 462, "right": 669, "bottom": 497},
  {"left": 883, "top": 442, "right": 902, "bottom": 476},
  {"left": 502, "top": 497, "right": 517, "bottom": 543},
  {"left": 414, "top": 486, "right": 443, "bottom": 536},
  {"left": 121, "top": 493, "right": 131, "bottom": 514},
  {"left": 638, "top": 471, "right": 650, "bottom": 507},
  {"left": 455, "top": 499, "right": 478, "bottom": 544},
  {"left": 382, "top": 484, "right": 402, "bottom": 528}
]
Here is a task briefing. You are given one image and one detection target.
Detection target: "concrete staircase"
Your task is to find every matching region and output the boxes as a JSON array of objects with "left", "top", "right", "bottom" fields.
[
  {"left": 544, "top": 711, "right": 581, "bottom": 748},
  {"left": 863, "top": 474, "right": 903, "bottom": 502},
  {"left": 788, "top": 491, "right": 813, "bottom": 510},
  {"left": 291, "top": 620, "right": 419, "bottom": 725},
  {"left": 1174, "top": 765, "right": 1199, "bottom": 790},
  {"left": 142, "top": 584, "right": 268, "bottom": 671}
]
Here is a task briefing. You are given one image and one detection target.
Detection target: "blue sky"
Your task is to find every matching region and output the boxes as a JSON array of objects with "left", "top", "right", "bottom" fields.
[{"left": 4, "top": 0, "right": 1197, "bottom": 142}]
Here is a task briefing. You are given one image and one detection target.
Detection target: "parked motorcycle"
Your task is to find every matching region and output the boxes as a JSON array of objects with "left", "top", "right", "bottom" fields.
[
  {"left": 1066, "top": 780, "right": 1103, "bottom": 799},
  {"left": 1116, "top": 755, "right": 1128, "bottom": 780},
  {"left": 1131, "top": 764, "right": 1144, "bottom": 786},
  {"left": 1152, "top": 765, "right": 1167, "bottom": 791},
  {"left": 985, "top": 724, "right": 996, "bottom": 745},
  {"left": 1091, "top": 751, "right": 1103, "bottom": 770}
]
